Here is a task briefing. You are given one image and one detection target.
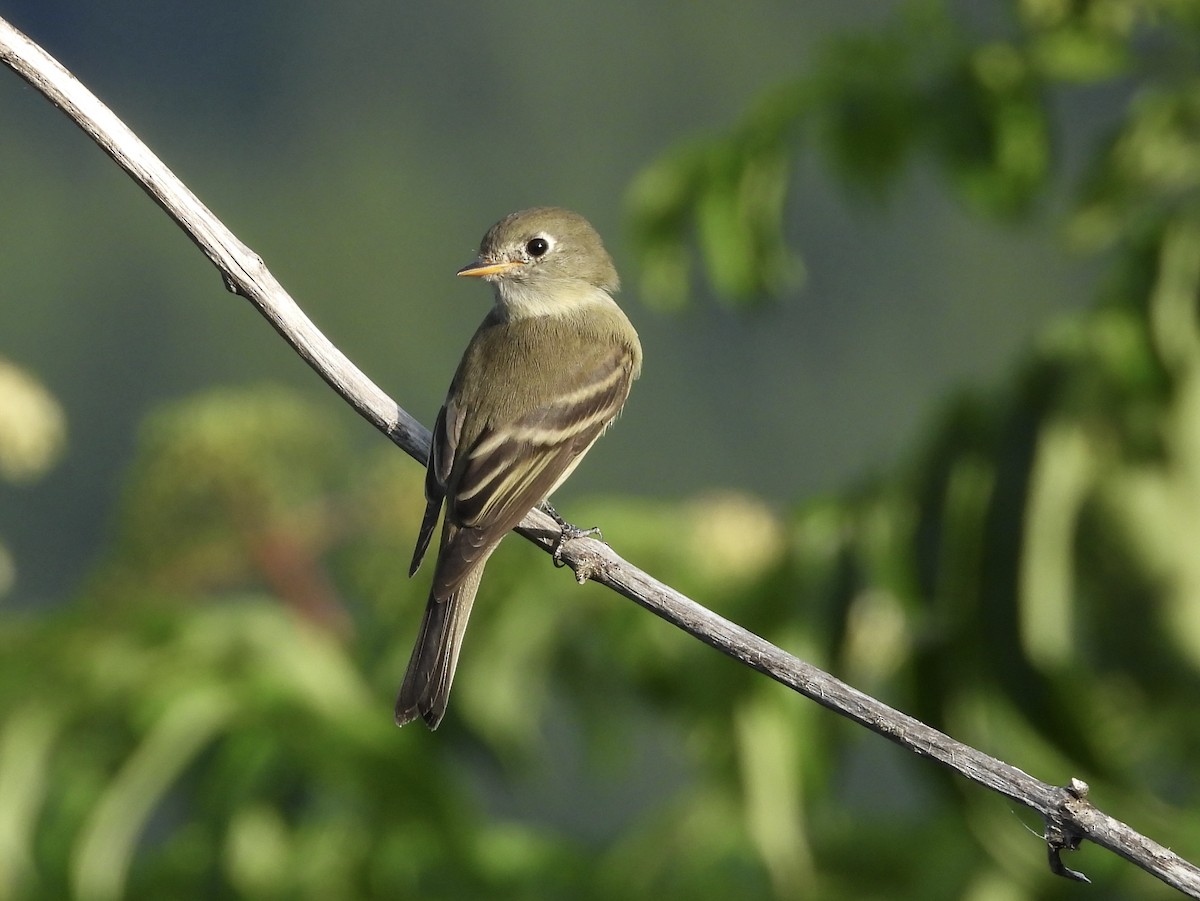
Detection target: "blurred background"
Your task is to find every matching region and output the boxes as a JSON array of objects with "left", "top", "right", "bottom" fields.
[{"left": 2, "top": 1, "right": 1199, "bottom": 899}]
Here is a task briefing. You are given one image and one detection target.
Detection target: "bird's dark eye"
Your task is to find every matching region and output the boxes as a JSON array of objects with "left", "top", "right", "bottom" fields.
[{"left": 525, "top": 237, "right": 550, "bottom": 258}]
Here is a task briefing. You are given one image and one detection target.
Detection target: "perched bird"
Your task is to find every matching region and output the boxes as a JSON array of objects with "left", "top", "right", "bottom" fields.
[{"left": 395, "top": 207, "right": 642, "bottom": 729}]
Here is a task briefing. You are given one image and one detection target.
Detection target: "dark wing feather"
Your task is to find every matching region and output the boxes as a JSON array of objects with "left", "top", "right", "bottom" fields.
[
  {"left": 432, "top": 343, "right": 636, "bottom": 596},
  {"left": 409, "top": 400, "right": 459, "bottom": 576}
]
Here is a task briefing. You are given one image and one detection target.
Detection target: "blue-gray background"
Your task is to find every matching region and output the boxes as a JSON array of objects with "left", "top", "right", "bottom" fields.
[{"left": 0, "top": 2, "right": 1093, "bottom": 604}]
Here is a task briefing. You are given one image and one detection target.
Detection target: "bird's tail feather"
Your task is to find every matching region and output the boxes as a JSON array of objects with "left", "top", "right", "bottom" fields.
[{"left": 394, "top": 564, "right": 485, "bottom": 729}]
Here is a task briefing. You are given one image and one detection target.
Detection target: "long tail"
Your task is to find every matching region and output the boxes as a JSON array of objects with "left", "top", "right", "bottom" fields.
[{"left": 394, "top": 563, "right": 485, "bottom": 729}]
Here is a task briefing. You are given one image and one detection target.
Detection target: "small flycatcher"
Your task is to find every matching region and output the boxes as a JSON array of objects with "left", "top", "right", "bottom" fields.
[{"left": 396, "top": 207, "right": 642, "bottom": 729}]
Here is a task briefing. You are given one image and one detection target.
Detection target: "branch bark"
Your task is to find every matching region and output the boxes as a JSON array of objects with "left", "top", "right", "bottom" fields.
[{"left": 2, "top": 14, "right": 1197, "bottom": 897}]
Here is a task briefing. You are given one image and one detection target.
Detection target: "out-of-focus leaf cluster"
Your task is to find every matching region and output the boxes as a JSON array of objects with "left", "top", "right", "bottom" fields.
[
  {"left": 0, "top": 388, "right": 837, "bottom": 899},
  {"left": 5, "top": 343, "right": 1200, "bottom": 896},
  {"left": 0, "top": 359, "right": 65, "bottom": 597},
  {"left": 627, "top": 0, "right": 1198, "bottom": 309},
  {"left": 0, "top": 360, "right": 65, "bottom": 486}
]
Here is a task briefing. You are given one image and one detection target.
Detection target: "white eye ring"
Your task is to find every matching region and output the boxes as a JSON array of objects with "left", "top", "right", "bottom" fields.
[{"left": 524, "top": 234, "right": 554, "bottom": 258}]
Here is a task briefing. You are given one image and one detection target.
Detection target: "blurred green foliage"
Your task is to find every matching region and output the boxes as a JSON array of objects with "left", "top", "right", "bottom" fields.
[
  {"left": 626, "top": 0, "right": 1199, "bottom": 308},
  {"left": 3, "top": 1, "right": 1200, "bottom": 898}
]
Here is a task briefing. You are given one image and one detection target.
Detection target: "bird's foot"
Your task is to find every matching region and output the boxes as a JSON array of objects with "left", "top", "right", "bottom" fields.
[{"left": 542, "top": 502, "right": 604, "bottom": 567}]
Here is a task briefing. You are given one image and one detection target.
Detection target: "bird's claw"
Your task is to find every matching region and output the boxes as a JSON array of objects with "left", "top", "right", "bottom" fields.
[
  {"left": 551, "top": 522, "right": 604, "bottom": 566},
  {"left": 542, "top": 502, "right": 603, "bottom": 566}
]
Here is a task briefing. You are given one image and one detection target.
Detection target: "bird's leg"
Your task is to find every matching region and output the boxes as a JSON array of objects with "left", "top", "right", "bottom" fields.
[{"left": 540, "top": 501, "right": 603, "bottom": 566}]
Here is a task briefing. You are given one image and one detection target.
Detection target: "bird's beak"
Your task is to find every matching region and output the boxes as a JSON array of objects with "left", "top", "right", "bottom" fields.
[{"left": 457, "top": 259, "right": 524, "bottom": 278}]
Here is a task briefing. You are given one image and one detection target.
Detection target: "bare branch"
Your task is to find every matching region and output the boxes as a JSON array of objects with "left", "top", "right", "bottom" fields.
[{"left": 2, "top": 15, "right": 1198, "bottom": 897}]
